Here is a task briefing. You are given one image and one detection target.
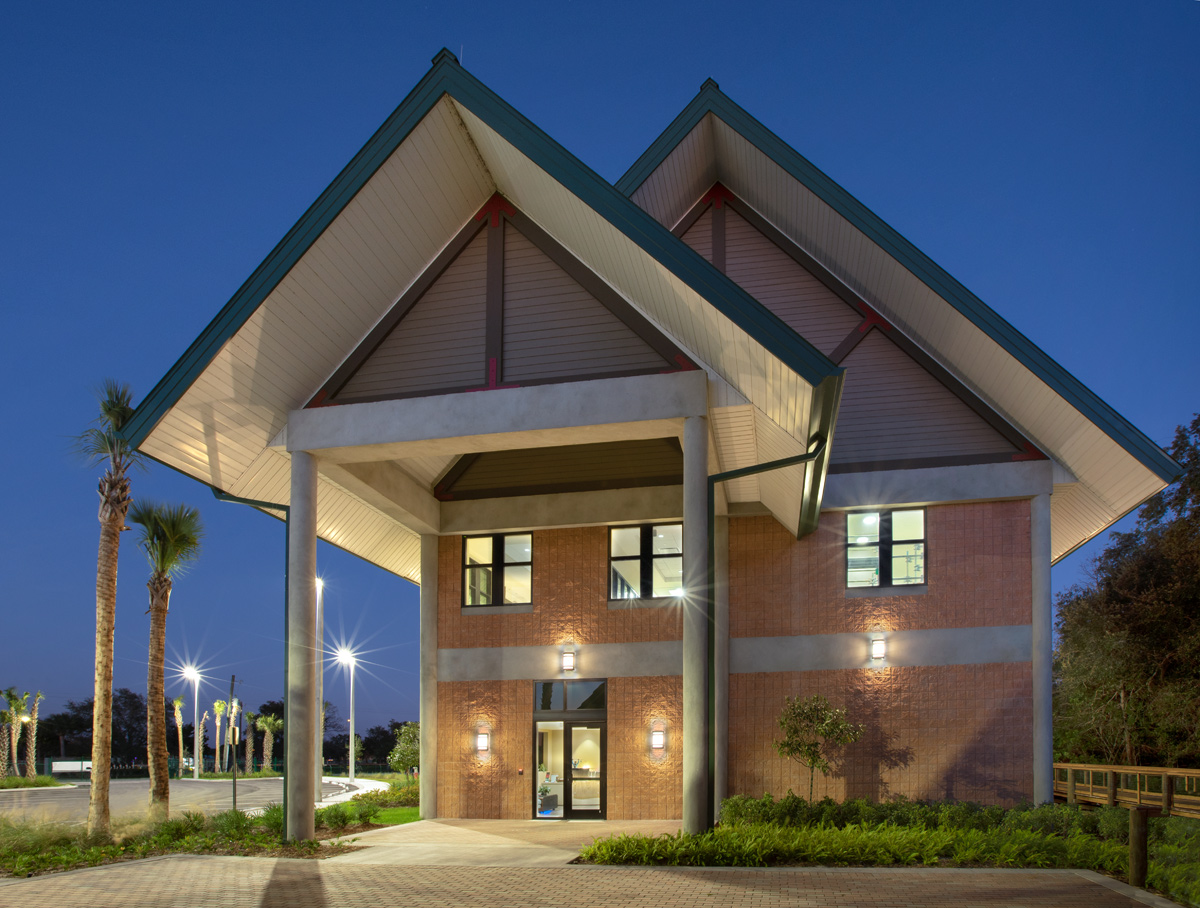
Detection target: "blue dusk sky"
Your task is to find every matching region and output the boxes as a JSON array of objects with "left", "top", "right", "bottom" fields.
[{"left": 2, "top": 1, "right": 1196, "bottom": 735}]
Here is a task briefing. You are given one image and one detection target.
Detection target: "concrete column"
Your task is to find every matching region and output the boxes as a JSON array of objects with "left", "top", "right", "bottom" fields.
[
  {"left": 682, "top": 415, "right": 709, "bottom": 833},
  {"left": 419, "top": 534, "right": 439, "bottom": 819},
  {"left": 285, "top": 450, "right": 318, "bottom": 840},
  {"left": 1031, "top": 492, "right": 1053, "bottom": 804},
  {"left": 712, "top": 514, "right": 729, "bottom": 821}
]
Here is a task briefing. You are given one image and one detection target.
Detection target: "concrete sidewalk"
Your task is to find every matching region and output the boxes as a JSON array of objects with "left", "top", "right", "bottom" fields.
[{"left": 1, "top": 818, "right": 1182, "bottom": 908}]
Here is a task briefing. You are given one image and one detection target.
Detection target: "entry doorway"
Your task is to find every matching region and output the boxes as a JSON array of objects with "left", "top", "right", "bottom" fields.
[{"left": 533, "top": 679, "right": 607, "bottom": 819}]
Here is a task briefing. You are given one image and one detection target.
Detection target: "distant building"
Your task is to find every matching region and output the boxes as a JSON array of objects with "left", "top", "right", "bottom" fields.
[{"left": 127, "top": 51, "right": 1179, "bottom": 835}]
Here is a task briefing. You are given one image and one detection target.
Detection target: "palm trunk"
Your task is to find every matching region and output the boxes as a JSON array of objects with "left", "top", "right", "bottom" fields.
[
  {"left": 89, "top": 493, "right": 126, "bottom": 839},
  {"left": 0, "top": 728, "right": 8, "bottom": 781},
  {"left": 8, "top": 722, "right": 19, "bottom": 776},
  {"left": 25, "top": 698, "right": 40, "bottom": 779},
  {"left": 147, "top": 574, "right": 172, "bottom": 821},
  {"left": 174, "top": 704, "right": 185, "bottom": 780},
  {"left": 263, "top": 731, "right": 274, "bottom": 771}
]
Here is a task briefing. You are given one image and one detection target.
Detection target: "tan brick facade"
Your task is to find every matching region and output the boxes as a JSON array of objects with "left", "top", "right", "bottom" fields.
[{"left": 729, "top": 664, "right": 1033, "bottom": 805}]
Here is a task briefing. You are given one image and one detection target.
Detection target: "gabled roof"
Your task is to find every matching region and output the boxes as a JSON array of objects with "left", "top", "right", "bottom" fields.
[
  {"left": 618, "top": 80, "right": 1181, "bottom": 562},
  {"left": 124, "top": 51, "right": 843, "bottom": 581}
]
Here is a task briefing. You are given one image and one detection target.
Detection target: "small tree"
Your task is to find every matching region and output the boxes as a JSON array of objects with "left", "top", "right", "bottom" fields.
[
  {"left": 258, "top": 715, "right": 282, "bottom": 772},
  {"left": 774, "top": 694, "right": 864, "bottom": 802},
  {"left": 0, "top": 709, "right": 9, "bottom": 781},
  {"left": 387, "top": 721, "right": 420, "bottom": 775},
  {"left": 196, "top": 710, "right": 209, "bottom": 772},
  {"left": 3, "top": 690, "right": 29, "bottom": 776},
  {"left": 25, "top": 692, "right": 43, "bottom": 779}
]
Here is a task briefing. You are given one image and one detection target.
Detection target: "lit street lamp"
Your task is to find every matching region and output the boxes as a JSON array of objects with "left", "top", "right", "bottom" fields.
[
  {"left": 336, "top": 647, "right": 357, "bottom": 783},
  {"left": 183, "top": 666, "right": 201, "bottom": 779}
]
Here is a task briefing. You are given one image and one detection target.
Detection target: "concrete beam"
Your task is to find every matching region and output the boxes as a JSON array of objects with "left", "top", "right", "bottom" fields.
[
  {"left": 438, "top": 640, "right": 683, "bottom": 681},
  {"left": 823, "top": 460, "right": 1053, "bottom": 510},
  {"left": 286, "top": 371, "right": 709, "bottom": 463},
  {"left": 441, "top": 485, "right": 682, "bottom": 535},
  {"left": 320, "top": 460, "right": 440, "bottom": 536},
  {"left": 681, "top": 415, "right": 709, "bottom": 833}
]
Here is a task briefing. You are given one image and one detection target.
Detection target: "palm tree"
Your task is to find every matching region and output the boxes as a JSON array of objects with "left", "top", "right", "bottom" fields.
[
  {"left": 172, "top": 697, "right": 186, "bottom": 779},
  {"left": 79, "top": 380, "right": 138, "bottom": 838},
  {"left": 196, "top": 710, "right": 209, "bottom": 772},
  {"left": 129, "top": 501, "right": 203, "bottom": 821},
  {"left": 243, "top": 711, "right": 257, "bottom": 774},
  {"left": 24, "top": 692, "right": 43, "bottom": 780},
  {"left": 3, "top": 689, "right": 28, "bottom": 776},
  {"left": 212, "top": 700, "right": 226, "bottom": 772},
  {"left": 0, "top": 708, "right": 9, "bottom": 781},
  {"left": 258, "top": 715, "right": 282, "bottom": 773}
]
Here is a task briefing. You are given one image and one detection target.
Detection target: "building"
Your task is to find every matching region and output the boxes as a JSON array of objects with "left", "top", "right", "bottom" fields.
[{"left": 125, "top": 51, "right": 1180, "bottom": 837}]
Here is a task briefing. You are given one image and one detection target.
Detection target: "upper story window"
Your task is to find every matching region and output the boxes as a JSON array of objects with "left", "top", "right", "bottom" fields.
[
  {"left": 609, "top": 524, "right": 683, "bottom": 600},
  {"left": 463, "top": 533, "right": 532, "bottom": 606},
  {"left": 846, "top": 510, "right": 925, "bottom": 588}
]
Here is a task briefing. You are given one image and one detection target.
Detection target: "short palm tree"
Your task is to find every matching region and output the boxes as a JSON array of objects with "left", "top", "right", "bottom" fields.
[
  {"left": 0, "top": 708, "right": 9, "bottom": 781},
  {"left": 243, "top": 711, "right": 257, "bottom": 774},
  {"left": 212, "top": 700, "right": 226, "bottom": 772},
  {"left": 196, "top": 710, "right": 209, "bottom": 772},
  {"left": 3, "top": 689, "right": 28, "bottom": 776},
  {"left": 79, "top": 380, "right": 139, "bottom": 838},
  {"left": 258, "top": 715, "right": 283, "bottom": 773},
  {"left": 129, "top": 501, "right": 203, "bottom": 821},
  {"left": 172, "top": 697, "right": 186, "bottom": 779},
  {"left": 24, "top": 692, "right": 43, "bottom": 780}
]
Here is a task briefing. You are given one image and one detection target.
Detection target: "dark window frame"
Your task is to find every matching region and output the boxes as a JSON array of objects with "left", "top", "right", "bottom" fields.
[
  {"left": 462, "top": 532, "right": 532, "bottom": 607},
  {"left": 608, "top": 523, "right": 682, "bottom": 600},
  {"left": 845, "top": 509, "right": 926, "bottom": 589}
]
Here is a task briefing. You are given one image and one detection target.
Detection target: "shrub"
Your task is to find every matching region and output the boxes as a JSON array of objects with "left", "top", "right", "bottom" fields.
[
  {"left": 210, "top": 810, "right": 254, "bottom": 838},
  {"left": 316, "top": 803, "right": 351, "bottom": 831},
  {"left": 258, "top": 803, "right": 284, "bottom": 836},
  {"left": 353, "top": 800, "right": 381, "bottom": 824}
]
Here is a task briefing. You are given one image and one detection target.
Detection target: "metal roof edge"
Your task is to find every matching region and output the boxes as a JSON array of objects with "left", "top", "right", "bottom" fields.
[
  {"left": 127, "top": 56, "right": 840, "bottom": 451},
  {"left": 617, "top": 85, "right": 1181, "bottom": 485}
]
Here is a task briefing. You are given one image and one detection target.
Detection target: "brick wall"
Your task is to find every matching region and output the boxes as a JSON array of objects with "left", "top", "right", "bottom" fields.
[
  {"left": 729, "top": 664, "right": 1033, "bottom": 805},
  {"left": 606, "top": 675, "right": 683, "bottom": 819},
  {"left": 729, "top": 501, "right": 1032, "bottom": 637},
  {"left": 439, "top": 527, "right": 682, "bottom": 649}
]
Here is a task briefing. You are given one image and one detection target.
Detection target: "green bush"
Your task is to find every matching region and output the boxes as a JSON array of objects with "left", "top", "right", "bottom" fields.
[
  {"left": 351, "top": 780, "right": 419, "bottom": 809},
  {"left": 210, "top": 810, "right": 254, "bottom": 838},
  {"left": 353, "top": 800, "right": 381, "bottom": 824},
  {"left": 315, "top": 803, "right": 351, "bottom": 831},
  {"left": 258, "top": 803, "right": 284, "bottom": 836}
]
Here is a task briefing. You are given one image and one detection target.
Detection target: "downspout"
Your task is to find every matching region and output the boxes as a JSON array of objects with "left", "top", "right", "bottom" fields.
[
  {"left": 212, "top": 488, "right": 290, "bottom": 839},
  {"left": 705, "top": 437, "right": 827, "bottom": 827}
]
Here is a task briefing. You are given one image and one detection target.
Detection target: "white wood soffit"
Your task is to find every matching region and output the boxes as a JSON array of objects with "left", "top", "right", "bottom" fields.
[{"left": 631, "top": 112, "right": 1169, "bottom": 561}]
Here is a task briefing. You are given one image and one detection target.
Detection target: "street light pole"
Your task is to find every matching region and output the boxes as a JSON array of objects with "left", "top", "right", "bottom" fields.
[{"left": 184, "top": 666, "right": 201, "bottom": 780}]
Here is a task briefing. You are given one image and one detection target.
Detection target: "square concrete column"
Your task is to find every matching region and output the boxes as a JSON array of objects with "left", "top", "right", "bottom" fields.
[
  {"left": 419, "top": 534, "right": 438, "bottom": 818},
  {"left": 682, "top": 415, "right": 709, "bottom": 833},
  {"left": 285, "top": 450, "right": 318, "bottom": 840},
  {"left": 1031, "top": 492, "right": 1053, "bottom": 803}
]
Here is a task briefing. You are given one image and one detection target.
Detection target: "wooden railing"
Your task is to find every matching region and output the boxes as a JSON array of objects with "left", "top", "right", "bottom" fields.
[{"left": 1053, "top": 762, "right": 1200, "bottom": 819}]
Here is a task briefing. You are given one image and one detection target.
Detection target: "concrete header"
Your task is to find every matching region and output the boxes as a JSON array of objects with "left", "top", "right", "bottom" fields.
[{"left": 822, "top": 460, "right": 1055, "bottom": 511}]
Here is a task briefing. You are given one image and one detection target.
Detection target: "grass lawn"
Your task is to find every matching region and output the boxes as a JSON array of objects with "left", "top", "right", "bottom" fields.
[
  {"left": 374, "top": 807, "right": 419, "bottom": 825},
  {"left": 0, "top": 775, "right": 65, "bottom": 790}
]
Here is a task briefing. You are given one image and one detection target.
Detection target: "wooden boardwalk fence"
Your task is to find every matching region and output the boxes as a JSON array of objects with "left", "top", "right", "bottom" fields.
[{"left": 1053, "top": 762, "right": 1200, "bottom": 819}]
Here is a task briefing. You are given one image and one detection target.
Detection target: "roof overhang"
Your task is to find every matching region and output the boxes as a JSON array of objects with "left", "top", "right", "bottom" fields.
[
  {"left": 124, "top": 52, "right": 842, "bottom": 582},
  {"left": 617, "top": 82, "right": 1181, "bottom": 562}
]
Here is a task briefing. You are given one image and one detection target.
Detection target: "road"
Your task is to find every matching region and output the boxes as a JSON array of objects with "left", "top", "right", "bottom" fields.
[{"left": 0, "top": 778, "right": 349, "bottom": 824}]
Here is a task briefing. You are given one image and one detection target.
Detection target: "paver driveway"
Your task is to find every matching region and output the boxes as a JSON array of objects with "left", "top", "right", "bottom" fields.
[{"left": 0, "top": 818, "right": 1178, "bottom": 908}]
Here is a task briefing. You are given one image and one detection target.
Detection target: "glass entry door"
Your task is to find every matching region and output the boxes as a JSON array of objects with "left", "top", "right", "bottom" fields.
[{"left": 565, "top": 723, "right": 604, "bottom": 819}]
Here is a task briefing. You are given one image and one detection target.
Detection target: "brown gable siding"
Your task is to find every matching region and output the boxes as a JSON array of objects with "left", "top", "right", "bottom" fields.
[
  {"left": 723, "top": 208, "right": 862, "bottom": 358},
  {"left": 335, "top": 228, "right": 488, "bottom": 400},
  {"left": 501, "top": 224, "right": 667, "bottom": 383},
  {"left": 832, "top": 330, "right": 1018, "bottom": 464},
  {"left": 680, "top": 207, "right": 713, "bottom": 260}
]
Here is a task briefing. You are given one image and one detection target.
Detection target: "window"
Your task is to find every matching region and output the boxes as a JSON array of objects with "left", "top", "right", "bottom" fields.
[
  {"left": 608, "top": 524, "right": 683, "bottom": 600},
  {"left": 846, "top": 509, "right": 925, "bottom": 588},
  {"left": 463, "top": 533, "right": 532, "bottom": 606},
  {"left": 534, "top": 680, "right": 607, "bottom": 711}
]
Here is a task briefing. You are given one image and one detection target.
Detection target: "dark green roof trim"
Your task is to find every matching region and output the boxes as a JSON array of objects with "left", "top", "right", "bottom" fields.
[
  {"left": 126, "top": 51, "right": 840, "bottom": 449},
  {"left": 617, "top": 84, "right": 1181, "bottom": 485}
]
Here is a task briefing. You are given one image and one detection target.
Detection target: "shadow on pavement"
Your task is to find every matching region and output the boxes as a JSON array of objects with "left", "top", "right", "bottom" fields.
[{"left": 258, "top": 860, "right": 327, "bottom": 908}]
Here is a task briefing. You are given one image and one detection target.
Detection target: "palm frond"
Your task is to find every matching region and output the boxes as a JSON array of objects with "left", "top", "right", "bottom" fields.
[
  {"left": 75, "top": 379, "right": 142, "bottom": 472},
  {"left": 129, "top": 501, "right": 204, "bottom": 576}
]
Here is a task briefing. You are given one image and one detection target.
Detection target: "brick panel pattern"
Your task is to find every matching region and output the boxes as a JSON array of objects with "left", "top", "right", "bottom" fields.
[
  {"left": 729, "top": 501, "right": 1031, "bottom": 637},
  {"left": 439, "top": 527, "right": 682, "bottom": 649},
  {"left": 436, "top": 679, "right": 533, "bottom": 819},
  {"left": 606, "top": 676, "right": 683, "bottom": 819},
  {"left": 729, "top": 663, "right": 1033, "bottom": 806}
]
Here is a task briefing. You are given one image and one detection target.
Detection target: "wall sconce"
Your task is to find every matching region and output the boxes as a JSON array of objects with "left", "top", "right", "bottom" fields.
[
  {"left": 870, "top": 636, "right": 886, "bottom": 661},
  {"left": 650, "top": 719, "right": 667, "bottom": 758},
  {"left": 562, "top": 649, "right": 576, "bottom": 673},
  {"left": 476, "top": 730, "right": 490, "bottom": 753}
]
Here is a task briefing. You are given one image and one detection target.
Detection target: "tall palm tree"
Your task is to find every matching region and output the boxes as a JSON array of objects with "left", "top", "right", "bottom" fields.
[
  {"left": 129, "top": 501, "right": 203, "bottom": 821},
  {"left": 3, "top": 689, "right": 28, "bottom": 776},
  {"left": 212, "top": 700, "right": 226, "bottom": 772},
  {"left": 196, "top": 710, "right": 209, "bottom": 772},
  {"left": 243, "top": 711, "right": 257, "bottom": 774},
  {"left": 172, "top": 697, "right": 186, "bottom": 779},
  {"left": 24, "top": 692, "right": 43, "bottom": 780},
  {"left": 0, "top": 708, "right": 9, "bottom": 781},
  {"left": 258, "top": 715, "right": 282, "bottom": 773},
  {"left": 79, "top": 380, "right": 138, "bottom": 838}
]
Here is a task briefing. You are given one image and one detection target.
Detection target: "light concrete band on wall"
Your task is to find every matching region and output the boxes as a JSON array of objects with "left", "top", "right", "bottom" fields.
[
  {"left": 682, "top": 414, "right": 709, "bottom": 834},
  {"left": 419, "top": 534, "right": 438, "bottom": 819},
  {"left": 822, "top": 460, "right": 1054, "bottom": 510},
  {"left": 1031, "top": 492, "right": 1053, "bottom": 804},
  {"left": 438, "top": 640, "right": 683, "bottom": 682},
  {"left": 730, "top": 625, "right": 1033, "bottom": 673},
  {"left": 285, "top": 450, "right": 318, "bottom": 841}
]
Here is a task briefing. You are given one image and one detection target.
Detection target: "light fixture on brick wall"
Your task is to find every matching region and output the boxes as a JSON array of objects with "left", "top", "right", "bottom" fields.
[
  {"left": 650, "top": 719, "right": 667, "bottom": 757},
  {"left": 476, "top": 722, "right": 491, "bottom": 755},
  {"left": 870, "top": 635, "right": 886, "bottom": 661},
  {"left": 562, "top": 648, "right": 576, "bottom": 673}
]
